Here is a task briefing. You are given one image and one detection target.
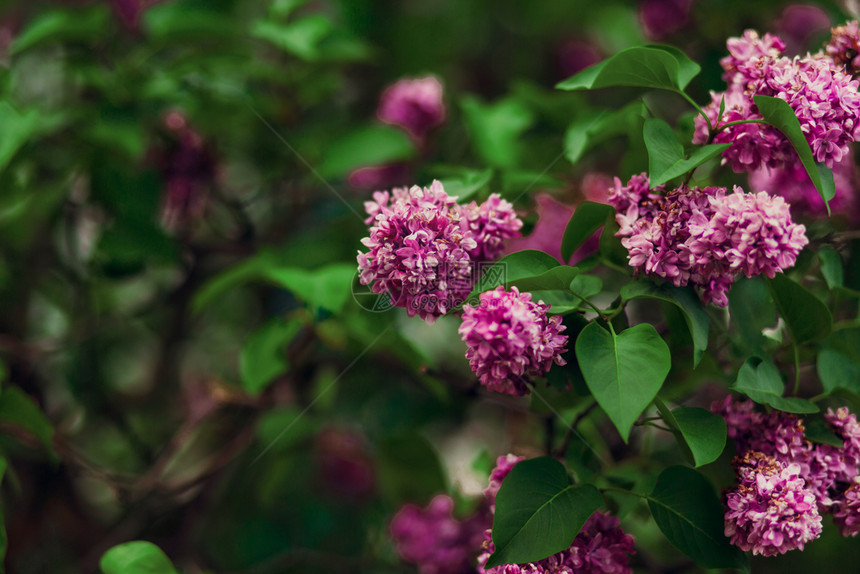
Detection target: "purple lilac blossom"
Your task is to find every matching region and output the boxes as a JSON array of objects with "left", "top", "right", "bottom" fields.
[
  {"left": 694, "top": 28, "right": 860, "bottom": 172},
  {"left": 725, "top": 451, "right": 823, "bottom": 556},
  {"left": 476, "top": 511, "right": 635, "bottom": 574},
  {"left": 358, "top": 182, "right": 476, "bottom": 322},
  {"left": 347, "top": 163, "right": 412, "bottom": 191},
  {"left": 357, "top": 182, "right": 522, "bottom": 322},
  {"left": 377, "top": 76, "right": 446, "bottom": 143},
  {"left": 608, "top": 175, "right": 808, "bottom": 306},
  {"left": 775, "top": 5, "right": 831, "bottom": 54},
  {"left": 749, "top": 156, "right": 857, "bottom": 218},
  {"left": 458, "top": 286, "right": 567, "bottom": 396},
  {"left": 390, "top": 494, "right": 488, "bottom": 574},
  {"left": 834, "top": 477, "right": 860, "bottom": 537},
  {"left": 639, "top": 0, "right": 693, "bottom": 40},
  {"left": 827, "top": 20, "right": 860, "bottom": 75},
  {"left": 484, "top": 454, "right": 524, "bottom": 510}
]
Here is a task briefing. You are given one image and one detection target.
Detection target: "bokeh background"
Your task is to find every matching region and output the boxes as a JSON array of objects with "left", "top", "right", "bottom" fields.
[{"left": 1, "top": 0, "right": 860, "bottom": 572}]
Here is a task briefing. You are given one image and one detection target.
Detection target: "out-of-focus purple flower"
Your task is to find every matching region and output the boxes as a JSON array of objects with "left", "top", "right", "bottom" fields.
[
  {"left": 775, "top": 5, "right": 831, "bottom": 54},
  {"left": 156, "top": 111, "right": 217, "bottom": 231},
  {"left": 484, "top": 454, "right": 524, "bottom": 510},
  {"left": 347, "top": 163, "right": 412, "bottom": 191},
  {"left": 805, "top": 408, "right": 860, "bottom": 513},
  {"left": 477, "top": 510, "right": 635, "bottom": 574},
  {"left": 749, "top": 157, "right": 857, "bottom": 218},
  {"left": 459, "top": 286, "right": 567, "bottom": 396},
  {"left": 315, "top": 428, "right": 375, "bottom": 502},
  {"left": 827, "top": 20, "right": 860, "bottom": 75},
  {"left": 357, "top": 182, "right": 522, "bottom": 322},
  {"left": 557, "top": 39, "right": 603, "bottom": 78},
  {"left": 834, "top": 477, "right": 860, "bottom": 537},
  {"left": 112, "top": 0, "right": 166, "bottom": 30},
  {"left": 378, "top": 76, "right": 446, "bottom": 143},
  {"left": 639, "top": 0, "right": 694, "bottom": 40},
  {"left": 694, "top": 29, "right": 860, "bottom": 173},
  {"left": 725, "top": 451, "right": 823, "bottom": 556},
  {"left": 505, "top": 194, "right": 574, "bottom": 264},
  {"left": 711, "top": 395, "right": 758, "bottom": 443},
  {"left": 608, "top": 175, "right": 808, "bottom": 306},
  {"left": 357, "top": 182, "right": 476, "bottom": 322},
  {"left": 390, "top": 494, "right": 488, "bottom": 574},
  {"left": 460, "top": 194, "right": 523, "bottom": 262}
]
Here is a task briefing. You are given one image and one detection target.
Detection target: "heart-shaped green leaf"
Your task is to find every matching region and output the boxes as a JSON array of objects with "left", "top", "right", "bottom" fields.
[
  {"left": 655, "top": 399, "right": 726, "bottom": 467},
  {"left": 621, "top": 282, "right": 709, "bottom": 367},
  {"left": 468, "top": 250, "right": 561, "bottom": 302},
  {"left": 767, "top": 274, "right": 832, "bottom": 344},
  {"left": 100, "top": 541, "right": 178, "bottom": 574},
  {"left": 575, "top": 322, "right": 671, "bottom": 441},
  {"left": 487, "top": 457, "right": 602, "bottom": 567},
  {"left": 648, "top": 466, "right": 748, "bottom": 570}
]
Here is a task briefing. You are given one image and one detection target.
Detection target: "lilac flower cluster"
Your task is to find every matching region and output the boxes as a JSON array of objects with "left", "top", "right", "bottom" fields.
[
  {"left": 713, "top": 397, "right": 860, "bottom": 539},
  {"left": 458, "top": 286, "right": 568, "bottom": 396},
  {"left": 357, "top": 181, "right": 521, "bottom": 322},
  {"left": 724, "top": 451, "right": 823, "bottom": 556},
  {"left": 377, "top": 76, "right": 446, "bottom": 143},
  {"left": 390, "top": 494, "right": 489, "bottom": 574},
  {"left": 608, "top": 174, "right": 808, "bottom": 306},
  {"left": 827, "top": 21, "right": 860, "bottom": 75},
  {"left": 477, "top": 511, "right": 636, "bottom": 574},
  {"left": 693, "top": 28, "right": 860, "bottom": 173}
]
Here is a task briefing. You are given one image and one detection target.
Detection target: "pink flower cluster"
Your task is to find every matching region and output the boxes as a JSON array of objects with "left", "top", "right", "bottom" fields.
[
  {"left": 608, "top": 174, "right": 808, "bottom": 306},
  {"left": 713, "top": 397, "right": 860, "bottom": 539},
  {"left": 693, "top": 28, "right": 860, "bottom": 173},
  {"left": 390, "top": 494, "right": 489, "bottom": 574},
  {"left": 357, "top": 181, "right": 522, "bottom": 322},
  {"left": 458, "top": 286, "right": 568, "bottom": 396},
  {"left": 724, "top": 451, "right": 823, "bottom": 556},
  {"left": 827, "top": 20, "right": 860, "bottom": 75},
  {"left": 378, "top": 76, "right": 446, "bottom": 143}
]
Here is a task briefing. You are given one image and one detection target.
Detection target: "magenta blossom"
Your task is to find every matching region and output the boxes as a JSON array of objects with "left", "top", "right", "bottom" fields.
[
  {"left": 608, "top": 175, "right": 808, "bottom": 306},
  {"left": 749, "top": 157, "right": 857, "bottom": 218},
  {"left": 378, "top": 76, "right": 446, "bottom": 142},
  {"left": 639, "top": 0, "right": 694, "bottom": 40},
  {"left": 827, "top": 20, "right": 860, "bottom": 75},
  {"left": 725, "top": 451, "right": 823, "bottom": 556},
  {"left": 459, "top": 286, "right": 567, "bottom": 396},
  {"left": 390, "top": 494, "right": 488, "bottom": 574}
]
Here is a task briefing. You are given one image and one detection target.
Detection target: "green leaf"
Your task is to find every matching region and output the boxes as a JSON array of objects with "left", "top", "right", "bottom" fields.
[
  {"left": 817, "top": 349, "right": 860, "bottom": 395},
  {"left": 256, "top": 407, "right": 319, "bottom": 452},
  {"left": 0, "top": 387, "right": 56, "bottom": 458},
  {"left": 486, "top": 457, "right": 602, "bottom": 567},
  {"left": 252, "top": 15, "right": 334, "bottom": 61},
  {"left": 507, "top": 266, "right": 580, "bottom": 293},
  {"left": 621, "top": 282, "right": 709, "bottom": 367},
  {"left": 439, "top": 168, "right": 494, "bottom": 201},
  {"left": 377, "top": 434, "right": 447, "bottom": 505},
  {"left": 804, "top": 413, "right": 844, "bottom": 447},
  {"left": 461, "top": 96, "right": 535, "bottom": 169},
  {"left": 11, "top": 6, "right": 110, "bottom": 54},
  {"left": 556, "top": 45, "right": 698, "bottom": 93},
  {"left": 563, "top": 102, "right": 646, "bottom": 165},
  {"left": 317, "top": 124, "right": 415, "bottom": 178},
  {"left": 648, "top": 466, "right": 747, "bottom": 570},
  {"left": 732, "top": 357, "right": 818, "bottom": 413},
  {"left": 656, "top": 401, "right": 726, "bottom": 467},
  {"left": 728, "top": 277, "right": 777, "bottom": 350},
  {"left": 643, "top": 118, "right": 684, "bottom": 183},
  {"left": 767, "top": 274, "right": 832, "bottom": 344},
  {"left": 263, "top": 263, "right": 356, "bottom": 314},
  {"left": 753, "top": 95, "right": 835, "bottom": 214},
  {"left": 575, "top": 322, "right": 671, "bottom": 442},
  {"left": 467, "top": 250, "right": 560, "bottom": 302},
  {"left": 100, "top": 541, "right": 178, "bottom": 574},
  {"left": 240, "top": 319, "right": 303, "bottom": 395},
  {"left": 0, "top": 104, "right": 41, "bottom": 174},
  {"left": 653, "top": 144, "right": 731, "bottom": 187},
  {"left": 561, "top": 202, "right": 616, "bottom": 262},
  {"left": 818, "top": 247, "right": 844, "bottom": 290}
]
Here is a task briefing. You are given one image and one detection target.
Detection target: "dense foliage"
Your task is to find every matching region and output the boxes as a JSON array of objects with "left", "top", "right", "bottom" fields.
[{"left": 1, "top": 1, "right": 860, "bottom": 573}]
